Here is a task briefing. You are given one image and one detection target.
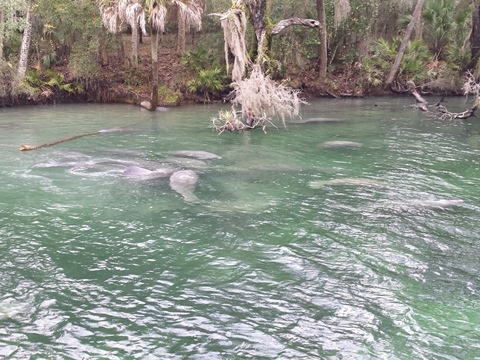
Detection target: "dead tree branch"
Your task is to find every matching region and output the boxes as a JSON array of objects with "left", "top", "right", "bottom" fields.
[
  {"left": 408, "top": 80, "right": 480, "bottom": 120},
  {"left": 272, "top": 18, "right": 320, "bottom": 34}
]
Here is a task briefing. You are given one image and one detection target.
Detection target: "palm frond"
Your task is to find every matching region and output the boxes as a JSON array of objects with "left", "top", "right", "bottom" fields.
[{"left": 150, "top": 3, "right": 167, "bottom": 32}]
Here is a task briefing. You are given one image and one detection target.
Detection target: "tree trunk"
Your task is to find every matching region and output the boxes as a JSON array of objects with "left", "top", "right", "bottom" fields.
[
  {"left": 17, "top": 6, "right": 33, "bottom": 80},
  {"left": 150, "top": 30, "right": 160, "bottom": 111},
  {"left": 244, "top": 0, "right": 269, "bottom": 63},
  {"left": 0, "top": 11, "right": 4, "bottom": 61},
  {"left": 177, "top": 7, "right": 186, "bottom": 54},
  {"left": 469, "top": 0, "right": 480, "bottom": 70},
  {"left": 317, "top": 0, "right": 328, "bottom": 78},
  {"left": 384, "top": 0, "right": 425, "bottom": 89},
  {"left": 414, "top": 7, "right": 423, "bottom": 41},
  {"left": 117, "top": 33, "right": 125, "bottom": 63},
  {"left": 131, "top": 23, "right": 139, "bottom": 66},
  {"left": 98, "top": 29, "right": 108, "bottom": 66}
]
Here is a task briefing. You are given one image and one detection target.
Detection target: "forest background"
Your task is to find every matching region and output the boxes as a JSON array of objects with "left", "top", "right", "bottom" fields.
[{"left": 1, "top": 0, "right": 479, "bottom": 108}]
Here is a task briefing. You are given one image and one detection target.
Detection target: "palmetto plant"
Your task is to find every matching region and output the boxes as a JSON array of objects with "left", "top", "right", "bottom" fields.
[
  {"left": 422, "top": 0, "right": 470, "bottom": 61},
  {"left": 186, "top": 67, "right": 224, "bottom": 103},
  {"left": 362, "top": 36, "right": 431, "bottom": 86}
]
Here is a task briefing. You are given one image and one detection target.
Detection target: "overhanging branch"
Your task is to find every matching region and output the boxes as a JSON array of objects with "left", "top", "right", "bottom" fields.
[{"left": 272, "top": 18, "right": 320, "bottom": 35}]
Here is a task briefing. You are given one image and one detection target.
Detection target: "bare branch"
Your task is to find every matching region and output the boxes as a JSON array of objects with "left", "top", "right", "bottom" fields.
[{"left": 272, "top": 18, "right": 320, "bottom": 35}]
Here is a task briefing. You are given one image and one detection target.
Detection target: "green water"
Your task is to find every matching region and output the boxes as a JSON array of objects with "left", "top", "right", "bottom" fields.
[{"left": 1, "top": 98, "right": 479, "bottom": 359}]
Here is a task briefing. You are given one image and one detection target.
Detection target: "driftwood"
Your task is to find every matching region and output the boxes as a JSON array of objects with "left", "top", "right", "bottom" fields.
[
  {"left": 19, "top": 127, "right": 126, "bottom": 151},
  {"left": 407, "top": 80, "right": 479, "bottom": 120}
]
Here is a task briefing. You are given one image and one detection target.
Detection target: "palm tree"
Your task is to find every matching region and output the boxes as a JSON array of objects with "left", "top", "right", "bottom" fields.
[
  {"left": 145, "top": 0, "right": 167, "bottom": 110},
  {"left": 120, "top": 0, "right": 147, "bottom": 66},
  {"left": 99, "top": 0, "right": 147, "bottom": 67},
  {"left": 171, "top": 0, "right": 204, "bottom": 54}
]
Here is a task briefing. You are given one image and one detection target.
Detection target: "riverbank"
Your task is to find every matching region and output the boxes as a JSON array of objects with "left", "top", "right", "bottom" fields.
[{"left": 0, "top": 34, "right": 461, "bottom": 109}]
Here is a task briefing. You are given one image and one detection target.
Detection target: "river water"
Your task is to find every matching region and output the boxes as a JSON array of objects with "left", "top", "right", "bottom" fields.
[{"left": 1, "top": 97, "right": 479, "bottom": 359}]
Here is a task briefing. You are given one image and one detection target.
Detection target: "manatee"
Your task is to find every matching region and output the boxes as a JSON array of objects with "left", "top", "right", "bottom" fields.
[
  {"left": 0, "top": 301, "right": 24, "bottom": 319},
  {"left": 405, "top": 199, "right": 464, "bottom": 209},
  {"left": 309, "top": 177, "right": 389, "bottom": 188},
  {"left": 98, "top": 127, "right": 127, "bottom": 133},
  {"left": 383, "top": 199, "right": 464, "bottom": 211},
  {"left": 169, "top": 169, "right": 199, "bottom": 202},
  {"left": 293, "top": 117, "right": 344, "bottom": 124},
  {"left": 171, "top": 150, "right": 222, "bottom": 160},
  {"left": 164, "top": 157, "right": 208, "bottom": 169},
  {"left": 320, "top": 141, "right": 363, "bottom": 148},
  {"left": 33, "top": 160, "right": 84, "bottom": 168},
  {"left": 122, "top": 165, "right": 174, "bottom": 180}
]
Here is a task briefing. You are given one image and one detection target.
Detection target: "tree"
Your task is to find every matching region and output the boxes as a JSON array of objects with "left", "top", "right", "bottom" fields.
[
  {"left": 384, "top": 0, "right": 425, "bottom": 89},
  {"left": 316, "top": 0, "right": 327, "bottom": 78},
  {"left": 172, "top": 0, "right": 204, "bottom": 54},
  {"left": 0, "top": 8, "right": 4, "bottom": 61},
  {"left": 0, "top": 0, "right": 28, "bottom": 62},
  {"left": 145, "top": 0, "right": 167, "bottom": 110},
  {"left": 99, "top": 0, "right": 147, "bottom": 67},
  {"left": 469, "top": 0, "right": 480, "bottom": 70},
  {"left": 17, "top": 4, "right": 32, "bottom": 81},
  {"left": 211, "top": 0, "right": 317, "bottom": 132}
]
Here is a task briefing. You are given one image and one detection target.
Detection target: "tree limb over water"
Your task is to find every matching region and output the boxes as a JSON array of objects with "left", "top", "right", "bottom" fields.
[
  {"left": 408, "top": 77, "right": 480, "bottom": 120},
  {"left": 271, "top": 18, "right": 320, "bottom": 35}
]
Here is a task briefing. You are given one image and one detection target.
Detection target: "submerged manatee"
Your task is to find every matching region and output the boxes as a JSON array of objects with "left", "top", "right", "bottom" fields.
[
  {"left": 122, "top": 165, "right": 175, "bottom": 180},
  {"left": 171, "top": 150, "right": 222, "bottom": 160},
  {"left": 164, "top": 157, "right": 208, "bottom": 169},
  {"left": 309, "top": 177, "right": 389, "bottom": 189},
  {"left": 320, "top": 141, "right": 363, "bottom": 148},
  {"left": 98, "top": 127, "right": 128, "bottom": 133},
  {"left": 293, "top": 117, "right": 344, "bottom": 124},
  {"left": 381, "top": 199, "right": 464, "bottom": 211},
  {"left": 169, "top": 169, "right": 199, "bottom": 202}
]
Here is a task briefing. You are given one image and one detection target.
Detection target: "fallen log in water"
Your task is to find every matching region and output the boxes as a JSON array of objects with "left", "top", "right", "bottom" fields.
[
  {"left": 19, "top": 128, "right": 127, "bottom": 151},
  {"left": 407, "top": 80, "right": 480, "bottom": 120}
]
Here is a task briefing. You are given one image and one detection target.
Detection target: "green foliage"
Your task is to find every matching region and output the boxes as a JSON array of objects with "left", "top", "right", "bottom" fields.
[
  {"left": 68, "top": 40, "right": 100, "bottom": 79},
  {"left": 32, "top": 0, "right": 103, "bottom": 78},
  {"left": 361, "top": 37, "right": 432, "bottom": 87},
  {"left": 271, "top": 26, "right": 319, "bottom": 71},
  {"left": 123, "top": 67, "right": 143, "bottom": 88},
  {"left": 0, "top": 61, "right": 15, "bottom": 96},
  {"left": 24, "top": 68, "right": 84, "bottom": 94},
  {"left": 40, "top": 52, "right": 58, "bottom": 69},
  {"left": 157, "top": 86, "right": 180, "bottom": 105},
  {"left": 0, "top": 0, "right": 27, "bottom": 44},
  {"left": 327, "top": 0, "right": 379, "bottom": 63},
  {"left": 181, "top": 47, "right": 220, "bottom": 72},
  {"left": 2, "top": 33, "right": 22, "bottom": 61},
  {"left": 423, "top": 0, "right": 470, "bottom": 61},
  {"left": 181, "top": 45, "right": 227, "bottom": 103},
  {"left": 186, "top": 68, "right": 225, "bottom": 103}
]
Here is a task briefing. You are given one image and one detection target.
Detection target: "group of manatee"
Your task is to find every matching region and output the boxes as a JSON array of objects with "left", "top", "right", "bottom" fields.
[
  {"left": 30, "top": 114, "right": 464, "bottom": 210},
  {"left": 120, "top": 150, "right": 221, "bottom": 202},
  {"left": 31, "top": 149, "right": 221, "bottom": 203}
]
